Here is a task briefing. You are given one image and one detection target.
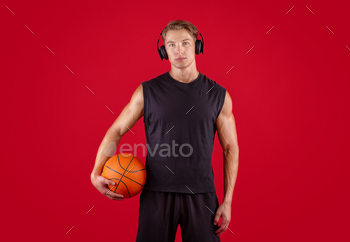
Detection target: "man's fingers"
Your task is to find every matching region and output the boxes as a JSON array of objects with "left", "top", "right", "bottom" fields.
[
  {"left": 215, "top": 221, "right": 229, "bottom": 236},
  {"left": 104, "top": 188, "right": 124, "bottom": 200},
  {"left": 103, "top": 187, "right": 124, "bottom": 197},
  {"left": 99, "top": 184, "right": 124, "bottom": 199},
  {"left": 213, "top": 212, "right": 221, "bottom": 225},
  {"left": 98, "top": 175, "right": 115, "bottom": 186},
  {"left": 215, "top": 226, "right": 223, "bottom": 235},
  {"left": 103, "top": 185, "right": 116, "bottom": 195},
  {"left": 92, "top": 175, "right": 124, "bottom": 200},
  {"left": 106, "top": 179, "right": 116, "bottom": 186},
  {"left": 106, "top": 194, "right": 124, "bottom": 200}
]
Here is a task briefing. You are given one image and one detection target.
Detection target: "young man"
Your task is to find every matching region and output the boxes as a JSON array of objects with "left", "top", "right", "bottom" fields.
[{"left": 90, "top": 20, "right": 239, "bottom": 242}]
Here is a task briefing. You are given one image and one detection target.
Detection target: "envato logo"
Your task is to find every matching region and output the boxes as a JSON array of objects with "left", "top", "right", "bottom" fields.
[{"left": 103, "top": 140, "right": 193, "bottom": 158}]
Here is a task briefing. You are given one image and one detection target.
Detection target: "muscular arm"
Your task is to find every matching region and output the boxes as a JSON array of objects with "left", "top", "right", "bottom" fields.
[
  {"left": 91, "top": 84, "right": 144, "bottom": 178},
  {"left": 216, "top": 90, "right": 239, "bottom": 204},
  {"left": 213, "top": 90, "right": 239, "bottom": 235}
]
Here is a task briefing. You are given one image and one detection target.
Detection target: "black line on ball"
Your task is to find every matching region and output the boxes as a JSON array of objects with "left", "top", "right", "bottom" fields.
[
  {"left": 115, "top": 154, "right": 134, "bottom": 190},
  {"left": 105, "top": 165, "right": 145, "bottom": 187}
]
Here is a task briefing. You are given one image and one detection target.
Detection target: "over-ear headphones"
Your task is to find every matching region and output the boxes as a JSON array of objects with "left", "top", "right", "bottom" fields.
[{"left": 157, "top": 27, "right": 204, "bottom": 60}]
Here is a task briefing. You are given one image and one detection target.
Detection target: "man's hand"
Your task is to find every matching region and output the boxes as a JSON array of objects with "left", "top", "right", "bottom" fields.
[
  {"left": 213, "top": 201, "right": 231, "bottom": 236},
  {"left": 91, "top": 174, "right": 124, "bottom": 201}
]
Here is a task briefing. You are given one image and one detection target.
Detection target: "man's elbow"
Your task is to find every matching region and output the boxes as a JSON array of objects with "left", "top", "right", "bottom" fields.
[
  {"left": 107, "top": 126, "right": 123, "bottom": 141},
  {"left": 223, "top": 145, "right": 239, "bottom": 157}
]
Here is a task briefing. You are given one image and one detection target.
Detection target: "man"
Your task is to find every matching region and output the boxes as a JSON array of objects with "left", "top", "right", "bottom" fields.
[{"left": 91, "top": 20, "right": 239, "bottom": 242}]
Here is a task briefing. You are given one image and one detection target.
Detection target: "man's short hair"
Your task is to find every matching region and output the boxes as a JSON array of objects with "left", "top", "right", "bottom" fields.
[{"left": 162, "top": 20, "right": 198, "bottom": 45}]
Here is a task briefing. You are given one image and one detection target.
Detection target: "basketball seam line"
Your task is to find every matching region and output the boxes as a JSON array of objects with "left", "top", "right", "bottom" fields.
[
  {"left": 105, "top": 165, "right": 145, "bottom": 187},
  {"left": 115, "top": 155, "right": 145, "bottom": 173},
  {"left": 122, "top": 168, "right": 146, "bottom": 173},
  {"left": 117, "top": 154, "right": 131, "bottom": 171},
  {"left": 115, "top": 154, "right": 135, "bottom": 192},
  {"left": 110, "top": 178, "right": 131, "bottom": 197}
]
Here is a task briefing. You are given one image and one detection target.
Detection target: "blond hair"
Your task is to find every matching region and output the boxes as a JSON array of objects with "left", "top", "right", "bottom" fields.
[{"left": 161, "top": 20, "right": 198, "bottom": 44}]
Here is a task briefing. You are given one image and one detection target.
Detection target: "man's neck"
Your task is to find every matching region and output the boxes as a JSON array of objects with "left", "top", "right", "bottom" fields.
[{"left": 169, "top": 68, "right": 199, "bottom": 84}]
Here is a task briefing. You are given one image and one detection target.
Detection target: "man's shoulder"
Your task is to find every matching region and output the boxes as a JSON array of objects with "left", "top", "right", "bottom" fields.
[
  {"left": 141, "top": 72, "right": 167, "bottom": 86},
  {"left": 202, "top": 73, "right": 227, "bottom": 92}
]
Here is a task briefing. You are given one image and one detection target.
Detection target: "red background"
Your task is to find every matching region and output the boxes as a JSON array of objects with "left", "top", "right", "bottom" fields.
[{"left": 1, "top": 0, "right": 349, "bottom": 241}]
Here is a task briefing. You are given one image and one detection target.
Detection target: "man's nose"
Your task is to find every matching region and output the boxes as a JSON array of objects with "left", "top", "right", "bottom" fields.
[{"left": 177, "top": 44, "right": 184, "bottom": 54}]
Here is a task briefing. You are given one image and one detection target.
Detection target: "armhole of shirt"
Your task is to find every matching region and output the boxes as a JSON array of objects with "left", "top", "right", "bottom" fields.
[
  {"left": 216, "top": 87, "right": 227, "bottom": 119},
  {"left": 141, "top": 82, "right": 148, "bottom": 124}
]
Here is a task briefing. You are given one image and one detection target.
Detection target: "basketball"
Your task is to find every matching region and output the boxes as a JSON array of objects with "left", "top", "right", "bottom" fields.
[{"left": 101, "top": 153, "right": 146, "bottom": 198}]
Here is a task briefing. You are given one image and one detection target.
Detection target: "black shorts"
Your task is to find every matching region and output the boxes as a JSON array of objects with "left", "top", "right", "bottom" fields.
[{"left": 136, "top": 189, "right": 221, "bottom": 242}]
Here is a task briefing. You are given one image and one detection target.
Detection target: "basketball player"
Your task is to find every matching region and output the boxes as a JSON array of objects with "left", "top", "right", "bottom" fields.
[{"left": 91, "top": 20, "right": 239, "bottom": 242}]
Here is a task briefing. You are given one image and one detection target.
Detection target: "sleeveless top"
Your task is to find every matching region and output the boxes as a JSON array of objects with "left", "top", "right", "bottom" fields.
[{"left": 141, "top": 71, "right": 226, "bottom": 193}]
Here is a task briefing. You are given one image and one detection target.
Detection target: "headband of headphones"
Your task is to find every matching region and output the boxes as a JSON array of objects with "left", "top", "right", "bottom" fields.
[{"left": 157, "top": 27, "right": 204, "bottom": 60}]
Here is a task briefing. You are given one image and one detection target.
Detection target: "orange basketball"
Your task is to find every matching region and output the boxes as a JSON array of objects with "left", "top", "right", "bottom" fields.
[{"left": 101, "top": 153, "right": 146, "bottom": 198}]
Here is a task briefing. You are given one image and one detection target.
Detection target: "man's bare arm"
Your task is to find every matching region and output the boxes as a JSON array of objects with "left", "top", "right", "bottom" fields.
[
  {"left": 213, "top": 90, "right": 239, "bottom": 235},
  {"left": 216, "top": 90, "right": 239, "bottom": 204},
  {"left": 90, "top": 84, "right": 144, "bottom": 200}
]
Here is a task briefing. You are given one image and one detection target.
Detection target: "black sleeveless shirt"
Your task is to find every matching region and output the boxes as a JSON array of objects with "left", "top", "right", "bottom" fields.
[{"left": 141, "top": 71, "right": 226, "bottom": 193}]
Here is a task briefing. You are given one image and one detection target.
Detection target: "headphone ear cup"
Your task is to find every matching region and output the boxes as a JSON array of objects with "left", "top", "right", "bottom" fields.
[
  {"left": 160, "top": 45, "right": 168, "bottom": 60},
  {"left": 195, "top": 39, "right": 202, "bottom": 55}
]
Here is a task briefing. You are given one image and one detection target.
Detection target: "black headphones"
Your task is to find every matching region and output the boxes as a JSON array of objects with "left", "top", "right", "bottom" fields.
[{"left": 157, "top": 27, "right": 204, "bottom": 60}]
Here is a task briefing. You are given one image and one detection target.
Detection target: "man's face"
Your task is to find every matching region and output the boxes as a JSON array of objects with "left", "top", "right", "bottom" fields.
[{"left": 164, "top": 29, "right": 196, "bottom": 69}]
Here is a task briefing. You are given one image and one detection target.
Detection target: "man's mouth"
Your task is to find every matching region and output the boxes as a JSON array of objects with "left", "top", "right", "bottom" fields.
[{"left": 176, "top": 57, "right": 186, "bottom": 61}]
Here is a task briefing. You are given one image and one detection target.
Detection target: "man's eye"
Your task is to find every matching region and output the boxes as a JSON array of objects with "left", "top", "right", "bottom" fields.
[{"left": 169, "top": 43, "right": 189, "bottom": 47}]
